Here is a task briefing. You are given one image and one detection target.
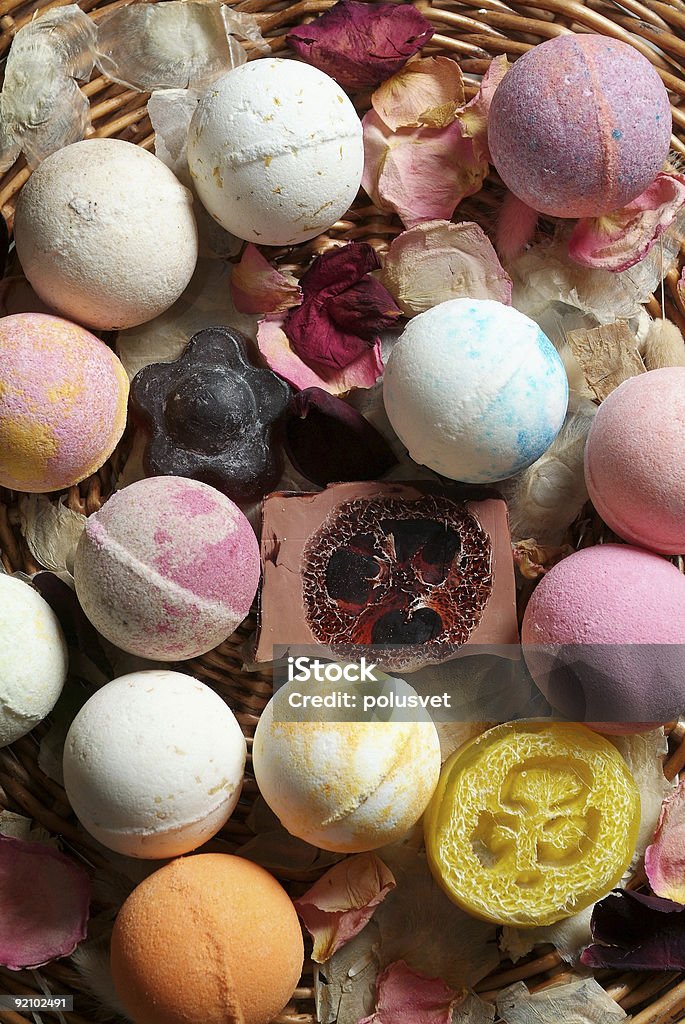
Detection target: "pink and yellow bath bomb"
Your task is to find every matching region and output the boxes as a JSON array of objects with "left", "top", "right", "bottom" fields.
[
  {"left": 488, "top": 35, "right": 671, "bottom": 218},
  {"left": 585, "top": 368, "right": 685, "bottom": 555},
  {"left": 522, "top": 544, "right": 685, "bottom": 732},
  {"left": 74, "top": 476, "right": 260, "bottom": 661},
  {"left": 0, "top": 313, "right": 128, "bottom": 492}
]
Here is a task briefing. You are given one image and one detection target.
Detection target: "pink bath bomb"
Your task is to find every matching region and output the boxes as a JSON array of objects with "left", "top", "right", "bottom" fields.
[
  {"left": 0, "top": 313, "right": 128, "bottom": 492},
  {"left": 522, "top": 544, "right": 685, "bottom": 732},
  {"left": 585, "top": 369, "right": 685, "bottom": 555},
  {"left": 74, "top": 477, "right": 260, "bottom": 660},
  {"left": 488, "top": 35, "right": 671, "bottom": 218}
]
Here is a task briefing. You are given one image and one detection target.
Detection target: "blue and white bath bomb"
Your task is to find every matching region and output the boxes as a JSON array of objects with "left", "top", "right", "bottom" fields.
[{"left": 383, "top": 299, "right": 568, "bottom": 483}]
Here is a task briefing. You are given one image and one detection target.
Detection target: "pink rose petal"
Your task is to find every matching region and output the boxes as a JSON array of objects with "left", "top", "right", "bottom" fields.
[
  {"left": 678, "top": 266, "right": 685, "bottom": 307},
  {"left": 569, "top": 172, "right": 685, "bottom": 272},
  {"left": 294, "top": 852, "right": 396, "bottom": 962},
  {"left": 457, "top": 54, "right": 509, "bottom": 163},
  {"left": 380, "top": 219, "right": 512, "bottom": 315},
  {"left": 287, "top": 1, "right": 433, "bottom": 92},
  {"left": 359, "top": 961, "right": 464, "bottom": 1024},
  {"left": 230, "top": 244, "right": 302, "bottom": 315},
  {"left": 362, "top": 110, "right": 488, "bottom": 229},
  {"left": 495, "top": 191, "right": 539, "bottom": 263},
  {"left": 257, "top": 315, "right": 382, "bottom": 395},
  {"left": 0, "top": 834, "right": 90, "bottom": 970},
  {"left": 371, "top": 57, "right": 465, "bottom": 131},
  {"left": 646, "top": 778, "right": 685, "bottom": 903}
]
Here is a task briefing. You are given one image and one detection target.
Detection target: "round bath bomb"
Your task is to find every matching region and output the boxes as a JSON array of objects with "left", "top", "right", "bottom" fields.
[
  {"left": 74, "top": 476, "right": 259, "bottom": 661},
  {"left": 63, "top": 671, "right": 246, "bottom": 858},
  {"left": 0, "top": 575, "right": 67, "bottom": 747},
  {"left": 585, "top": 368, "right": 685, "bottom": 555},
  {"left": 111, "top": 854, "right": 303, "bottom": 1024},
  {"left": 522, "top": 544, "right": 685, "bottom": 732},
  {"left": 14, "top": 139, "right": 198, "bottom": 330},
  {"left": 252, "top": 676, "right": 441, "bottom": 852},
  {"left": 187, "top": 59, "right": 364, "bottom": 245},
  {"left": 0, "top": 313, "right": 129, "bottom": 492},
  {"left": 488, "top": 35, "right": 671, "bottom": 218},
  {"left": 383, "top": 298, "right": 568, "bottom": 483}
]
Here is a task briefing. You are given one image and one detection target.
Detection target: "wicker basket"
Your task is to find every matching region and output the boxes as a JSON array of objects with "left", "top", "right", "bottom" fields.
[{"left": 1, "top": 1, "right": 685, "bottom": 1022}]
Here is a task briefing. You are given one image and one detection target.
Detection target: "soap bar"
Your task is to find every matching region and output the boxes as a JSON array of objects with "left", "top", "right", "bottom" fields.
[
  {"left": 255, "top": 481, "right": 518, "bottom": 670},
  {"left": 424, "top": 720, "right": 640, "bottom": 927},
  {"left": 130, "top": 326, "right": 291, "bottom": 504}
]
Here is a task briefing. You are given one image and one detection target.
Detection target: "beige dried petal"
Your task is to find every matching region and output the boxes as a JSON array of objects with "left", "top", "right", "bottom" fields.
[
  {"left": 18, "top": 494, "right": 86, "bottom": 575},
  {"left": 496, "top": 979, "right": 626, "bottom": 1024},
  {"left": 95, "top": 1, "right": 254, "bottom": 92},
  {"left": 148, "top": 89, "right": 201, "bottom": 188},
  {"left": 372, "top": 57, "right": 465, "bottom": 131},
  {"left": 609, "top": 728, "right": 672, "bottom": 871},
  {"left": 380, "top": 220, "right": 512, "bottom": 316},
  {"left": 567, "top": 321, "right": 645, "bottom": 401}
]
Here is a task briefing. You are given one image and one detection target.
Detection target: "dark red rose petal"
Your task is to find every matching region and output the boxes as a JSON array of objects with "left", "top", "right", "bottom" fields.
[
  {"left": 299, "top": 242, "right": 381, "bottom": 299},
  {"left": 285, "top": 387, "right": 397, "bottom": 485},
  {"left": 581, "top": 889, "right": 685, "bottom": 970},
  {"left": 287, "top": 1, "right": 434, "bottom": 92},
  {"left": 327, "top": 277, "right": 403, "bottom": 339}
]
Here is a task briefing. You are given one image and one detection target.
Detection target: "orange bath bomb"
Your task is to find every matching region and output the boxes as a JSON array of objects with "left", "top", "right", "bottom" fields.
[{"left": 110, "top": 854, "right": 304, "bottom": 1024}]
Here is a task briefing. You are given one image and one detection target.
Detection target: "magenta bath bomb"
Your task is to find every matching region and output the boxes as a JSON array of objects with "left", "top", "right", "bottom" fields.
[
  {"left": 74, "top": 477, "right": 260, "bottom": 660},
  {"left": 522, "top": 544, "right": 685, "bottom": 731},
  {"left": 488, "top": 35, "right": 671, "bottom": 217},
  {"left": 585, "top": 369, "right": 685, "bottom": 555},
  {"left": 0, "top": 313, "right": 129, "bottom": 492}
]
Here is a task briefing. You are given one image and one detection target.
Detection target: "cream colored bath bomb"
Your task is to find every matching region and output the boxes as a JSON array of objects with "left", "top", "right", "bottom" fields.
[
  {"left": 62, "top": 671, "right": 246, "bottom": 858},
  {"left": 187, "top": 59, "right": 364, "bottom": 245},
  {"left": 14, "top": 139, "right": 198, "bottom": 330},
  {"left": 0, "top": 575, "right": 67, "bottom": 747},
  {"left": 252, "top": 676, "right": 441, "bottom": 852}
]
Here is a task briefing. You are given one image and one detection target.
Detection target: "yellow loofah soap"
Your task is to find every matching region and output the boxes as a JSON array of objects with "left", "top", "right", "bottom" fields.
[{"left": 424, "top": 721, "right": 640, "bottom": 927}]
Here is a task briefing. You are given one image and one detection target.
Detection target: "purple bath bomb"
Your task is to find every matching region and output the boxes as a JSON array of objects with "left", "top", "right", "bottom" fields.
[
  {"left": 488, "top": 35, "right": 671, "bottom": 218},
  {"left": 585, "top": 369, "right": 685, "bottom": 555},
  {"left": 522, "top": 544, "right": 685, "bottom": 732},
  {"left": 0, "top": 313, "right": 129, "bottom": 492},
  {"left": 74, "top": 477, "right": 260, "bottom": 660}
]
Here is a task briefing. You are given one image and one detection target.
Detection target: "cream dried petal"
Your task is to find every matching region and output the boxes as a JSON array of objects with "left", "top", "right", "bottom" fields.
[
  {"left": 496, "top": 979, "right": 625, "bottom": 1024},
  {"left": 148, "top": 89, "right": 201, "bottom": 188},
  {"left": 18, "top": 494, "right": 86, "bottom": 575},
  {"left": 95, "top": 1, "right": 251, "bottom": 92}
]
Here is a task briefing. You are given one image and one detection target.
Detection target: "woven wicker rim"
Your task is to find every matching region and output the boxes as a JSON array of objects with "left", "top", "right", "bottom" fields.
[{"left": 1, "top": 1, "right": 685, "bottom": 1021}]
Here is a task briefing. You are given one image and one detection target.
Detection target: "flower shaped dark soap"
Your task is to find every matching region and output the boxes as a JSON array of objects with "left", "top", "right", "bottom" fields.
[
  {"left": 130, "top": 327, "right": 291, "bottom": 503},
  {"left": 256, "top": 481, "right": 519, "bottom": 670}
]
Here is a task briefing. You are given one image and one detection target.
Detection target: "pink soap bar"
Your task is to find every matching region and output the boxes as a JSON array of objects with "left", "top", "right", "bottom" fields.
[
  {"left": 0, "top": 312, "right": 128, "bottom": 492},
  {"left": 74, "top": 476, "right": 260, "bottom": 661},
  {"left": 522, "top": 544, "right": 685, "bottom": 732},
  {"left": 488, "top": 35, "right": 671, "bottom": 218},
  {"left": 585, "top": 368, "right": 685, "bottom": 555}
]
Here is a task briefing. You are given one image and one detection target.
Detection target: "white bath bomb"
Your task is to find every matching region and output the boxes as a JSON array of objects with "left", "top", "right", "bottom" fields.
[
  {"left": 252, "top": 676, "right": 441, "bottom": 852},
  {"left": 14, "top": 139, "right": 198, "bottom": 330},
  {"left": 63, "top": 671, "right": 246, "bottom": 858},
  {"left": 187, "top": 59, "right": 364, "bottom": 245},
  {"left": 383, "top": 298, "right": 568, "bottom": 483},
  {"left": 0, "top": 575, "right": 67, "bottom": 747}
]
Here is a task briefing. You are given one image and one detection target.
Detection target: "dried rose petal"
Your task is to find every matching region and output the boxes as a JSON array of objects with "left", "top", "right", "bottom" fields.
[
  {"left": 645, "top": 778, "right": 685, "bottom": 902},
  {"left": 295, "top": 852, "right": 396, "bottom": 962},
  {"left": 372, "top": 57, "right": 465, "bottom": 131},
  {"left": 231, "top": 244, "right": 302, "bottom": 315},
  {"left": 678, "top": 267, "right": 685, "bottom": 307},
  {"left": 457, "top": 55, "right": 509, "bottom": 163},
  {"left": 380, "top": 220, "right": 512, "bottom": 316},
  {"left": 287, "top": 1, "right": 433, "bottom": 92},
  {"left": 362, "top": 110, "right": 488, "bottom": 229},
  {"left": 0, "top": 834, "right": 90, "bottom": 970},
  {"left": 285, "top": 388, "right": 397, "bottom": 486},
  {"left": 257, "top": 316, "right": 382, "bottom": 395},
  {"left": 286, "top": 243, "right": 400, "bottom": 371},
  {"left": 581, "top": 889, "right": 685, "bottom": 970},
  {"left": 360, "top": 960, "right": 464, "bottom": 1024},
  {"left": 495, "top": 192, "right": 539, "bottom": 264},
  {"left": 569, "top": 173, "right": 685, "bottom": 272}
]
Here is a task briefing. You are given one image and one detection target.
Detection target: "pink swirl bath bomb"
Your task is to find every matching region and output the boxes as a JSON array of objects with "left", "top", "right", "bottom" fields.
[
  {"left": 522, "top": 544, "right": 685, "bottom": 732},
  {"left": 0, "top": 313, "right": 128, "bottom": 492},
  {"left": 585, "top": 368, "right": 685, "bottom": 555},
  {"left": 488, "top": 35, "right": 672, "bottom": 218},
  {"left": 74, "top": 477, "right": 260, "bottom": 661}
]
